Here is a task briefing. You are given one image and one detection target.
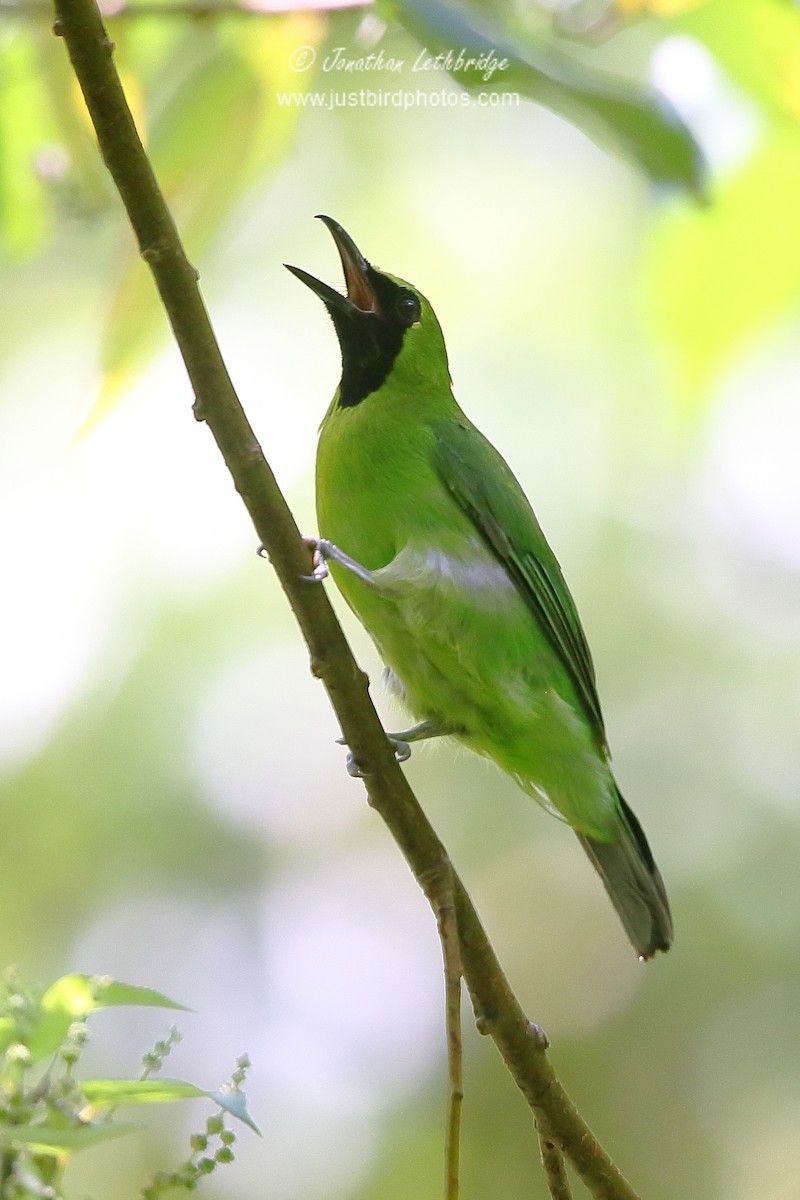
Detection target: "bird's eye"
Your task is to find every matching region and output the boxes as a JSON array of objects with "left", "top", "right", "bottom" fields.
[{"left": 395, "top": 291, "right": 421, "bottom": 325}]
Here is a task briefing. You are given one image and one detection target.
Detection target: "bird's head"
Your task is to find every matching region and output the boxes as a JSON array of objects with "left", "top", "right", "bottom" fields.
[{"left": 286, "top": 216, "right": 450, "bottom": 409}]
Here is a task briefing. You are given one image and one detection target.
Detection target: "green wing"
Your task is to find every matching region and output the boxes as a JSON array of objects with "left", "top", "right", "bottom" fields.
[{"left": 433, "top": 417, "right": 608, "bottom": 752}]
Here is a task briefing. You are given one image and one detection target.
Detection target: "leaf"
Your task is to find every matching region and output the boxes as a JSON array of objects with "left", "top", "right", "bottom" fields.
[
  {"left": 676, "top": 0, "right": 800, "bottom": 122},
  {"left": 394, "top": 0, "right": 705, "bottom": 193},
  {"left": 81, "top": 1078, "right": 206, "bottom": 1107},
  {"left": 87, "top": 13, "right": 319, "bottom": 423},
  {"left": 0, "top": 33, "right": 52, "bottom": 258},
  {"left": 646, "top": 128, "right": 800, "bottom": 402},
  {"left": 89, "top": 979, "right": 190, "bottom": 1013},
  {"left": 0, "top": 1120, "right": 136, "bottom": 1155},
  {"left": 91, "top": 42, "right": 260, "bottom": 416},
  {"left": 26, "top": 976, "right": 188, "bottom": 1062},
  {"left": 82, "top": 1079, "right": 261, "bottom": 1133}
]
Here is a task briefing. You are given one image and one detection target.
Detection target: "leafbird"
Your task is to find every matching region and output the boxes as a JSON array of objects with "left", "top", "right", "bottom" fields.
[{"left": 286, "top": 216, "right": 672, "bottom": 959}]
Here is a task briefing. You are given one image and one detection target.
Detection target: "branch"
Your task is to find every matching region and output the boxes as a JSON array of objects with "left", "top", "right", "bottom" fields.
[
  {"left": 424, "top": 859, "right": 463, "bottom": 1200},
  {"left": 51, "top": 4, "right": 643, "bottom": 1197},
  {"left": 537, "top": 1112, "right": 575, "bottom": 1200}
]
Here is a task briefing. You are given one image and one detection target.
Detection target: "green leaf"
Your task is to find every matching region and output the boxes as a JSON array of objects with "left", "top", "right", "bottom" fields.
[
  {"left": 26, "top": 976, "right": 188, "bottom": 1062},
  {"left": 394, "top": 0, "right": 705, "bottom": 193},
  {"left": 94, "top": 43, "right": 261, "bottom": 409},
  {"left": 82, "top": 1079, "right": 261, "bottom": 1133},
  {"left": 92, "top": 15, "right": 316, "bottom": 419},
  {"left": 0, "top": 1120, "right": 136, "bottom": 1155},
  {"left": 88, "top": 979, "right": 190, "bottom": 1013},
  {"left": 646, "top": 128, "right": 800, "bottom": 402},
  {"left": 0, "top": 32, "right": 51, "bottom": 258},
  {"left": 81, "top": 1078, "right": 206, "bottom": 1108},
  {"left": 40, "top": 973, "right": 99, "bottom": 1020},
  {"left": 676, "top": 0, "right": 800, "bottom": 123}
]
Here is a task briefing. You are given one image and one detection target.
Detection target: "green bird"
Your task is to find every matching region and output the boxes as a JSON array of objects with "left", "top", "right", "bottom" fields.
[{"left": 287, "top": 216, "right": 672, "bottom": 959}]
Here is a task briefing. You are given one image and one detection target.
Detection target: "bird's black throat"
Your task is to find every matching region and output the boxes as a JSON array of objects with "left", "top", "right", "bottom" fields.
[{"left": 327, "top": 266, "right": 420, "bottom": 408}]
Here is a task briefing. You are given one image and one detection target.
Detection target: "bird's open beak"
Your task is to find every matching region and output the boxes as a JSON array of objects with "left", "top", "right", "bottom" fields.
[{"left": 285, "top": 215, "right": 378, "bottom": 315}]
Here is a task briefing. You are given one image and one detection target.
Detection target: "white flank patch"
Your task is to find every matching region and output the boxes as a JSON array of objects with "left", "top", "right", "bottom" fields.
[{"left": 378, "top": 540, "right": 517, "bottom": 611}]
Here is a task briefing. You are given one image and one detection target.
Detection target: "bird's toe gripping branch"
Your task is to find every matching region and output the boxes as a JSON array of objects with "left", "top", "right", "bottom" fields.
[
  {"left": 336, "top": 733, "right": 413, "bottom": 778},
  {"left": 335, "top": 718, "right": 460, "bottom": 777},
  {"left": 389, "top": 736, "right": 413, "bottom": 763},
  {"left": 302, "top": 537, "right": 382, "bottom": 589},
  {"left": 300, "top": 536, "right": 332, "bottom": 582}
]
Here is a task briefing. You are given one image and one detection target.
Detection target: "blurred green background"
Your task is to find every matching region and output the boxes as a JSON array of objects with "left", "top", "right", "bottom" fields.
[{"left": 2, "top": 0, "right": 800, "bottom": 1195}]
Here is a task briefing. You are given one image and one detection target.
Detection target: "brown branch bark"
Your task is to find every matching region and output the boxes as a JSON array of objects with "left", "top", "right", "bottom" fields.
[
  {"left": 537, "top": 1111, "right": 576, "bottom": 1200},
  {"left": 50, "top": 3, "right": 643, "bottom": 1196}
]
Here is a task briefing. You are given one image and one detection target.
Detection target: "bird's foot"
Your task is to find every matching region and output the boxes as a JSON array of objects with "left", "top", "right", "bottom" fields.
[
  {"left": 336, "top": 720, "right": 461, "bottom": 776},
  {"left": 386, "top": 719, "right": 460, "bottom": 746},
  {"left": 344, "top": 749, "right": 364, "bottom": 778},
  {"left": 337, "top": 733, "right": 413, "bottom": 777},
  {"left": 389, "top": 736, "right": 412, "bottom": 763},
  {"left": 255, "top": 537, "right": 331, "bottom": 582},
  {"left": 300, "top": 536, "right": 332, "bottom": 583},
  {"left": 304, "top": 538, "right": 380, "bottom": 589}
]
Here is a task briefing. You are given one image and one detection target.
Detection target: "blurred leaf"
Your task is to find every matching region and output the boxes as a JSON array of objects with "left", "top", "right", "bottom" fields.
[
  {"left": 38, "top": 25, "right": 119, "bottom": 213},
  {"left": 88, "top": 978, "right": 191, "bottom": 1011},
  {"left": 81, "top": 1078, "right": 206, "bottom": 1107},
  {"left": 83, "top": 1079, "right": 261, "bottom": 1132},
  {"left": 87, "top": 14, "right": 320, "bottom": 424},
  {"left": 646, "top": 128, "right": 800, "bottom": 401},
  {"left": 39, "top": 974, "right": 188, "bottom": 1016},
  {"left": 94, "top": 39, "right": 260, "bottom": 416},
  {"left": 676, "top": 0, "right": 800, "bottom": 122},
  {"left": 0, "top": 32, "right": 51, "bottom": 257},
  {"left": 0, "top": 1120, "right": 135, "bottom": 1154},
  {"left": 239, "top": 11, "right": 328, "bottom": 168},
  {"left": 26, "top": 976, "right": 188, "bottom": 1062},
  {"left": 393, "top": 0, "right": 705, "bottom": 192},
  {"left": 0, "top": 25, "right": 116, "bottom": 259}
]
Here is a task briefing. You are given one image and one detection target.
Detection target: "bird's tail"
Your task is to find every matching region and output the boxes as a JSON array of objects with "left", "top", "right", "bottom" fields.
[{"left": 577, "top": 791, "right": 673, "bottom": 960}]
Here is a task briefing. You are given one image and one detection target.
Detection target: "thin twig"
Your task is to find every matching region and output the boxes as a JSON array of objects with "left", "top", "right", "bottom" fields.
[
  {"left": 536, "top": 1112, "right": 575, "bottom": 1200},
  {"left": 420, "top": 859, "right": 463, "bottom": 1200},
  {"left": 443, "top": 938, "right": 462, "bottom": 1200},
  {"left": 51, "top": 4, "right": 643, "bottom": 1197}
]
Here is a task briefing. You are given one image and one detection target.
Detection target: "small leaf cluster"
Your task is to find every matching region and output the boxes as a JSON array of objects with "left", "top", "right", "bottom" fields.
[
  {"left": 0, "top": 972, "right": 257, "bottom": 1200},
  {"left": 142, "top": 1073, "right": 247, "bottom": 1200}
]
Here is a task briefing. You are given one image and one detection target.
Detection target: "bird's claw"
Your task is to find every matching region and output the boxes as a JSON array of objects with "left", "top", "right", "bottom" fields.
[
  {"left": 255, "top": 537, "right": 329, "bottom": 581},
  {"left": 390, "top": 737, "right": 412, "bottom": 763},
  {"left": 336, "top": 737, "right": 368, "bottom": 778},
  {"left": 300, "top": 536, "right": 331, "bottom": 583},
  {"left": 344, "top": 751, "right": 364, "bottom": 778},
  {"left": 337, "top": 733, "right": 413, "bottom": 777}
]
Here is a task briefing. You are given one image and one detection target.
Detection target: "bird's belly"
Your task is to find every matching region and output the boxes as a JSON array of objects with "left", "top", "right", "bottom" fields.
[
  {"left": 342, "top": 540, "right": 617, "bottom": 838},
  {"left": 363, "top": 544, "right": 536, "bottom": 713}
]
